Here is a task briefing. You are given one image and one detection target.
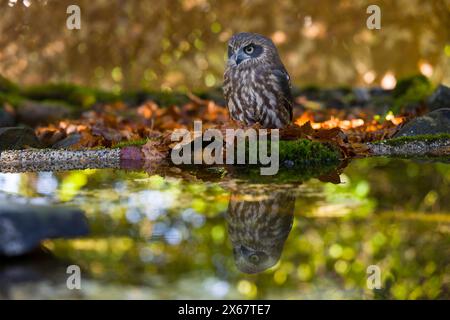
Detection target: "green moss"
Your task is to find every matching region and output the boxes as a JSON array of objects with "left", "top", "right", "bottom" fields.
[
  {"left": 122, "top": 90, "right": 190, "bottom": 107},
  {"left": 239, "top": 139, "right": 341, "bottom": 183},
  {"left": 0, "top": 92, "right": 25, "bottom": 106},
  {"left": 0, "top": 75, "right": 19, "bottom": 93},
  {"left": 175, "top": 139, "right": 341, "bottom": 184},
  {"left": 391, "top": 75, "right": 435, "bottom": 113},
  {"left": 278, "top": 139, "right": 341, "bottom": 165},
  {"left": 377, "top": 134, "right": 450, "bottom": 146},
  {"left": 112, "top": 138, "right": 149, "bottom": 148},
  {"left": 20, "top": 83, "right": 121, "bottom": 108}
]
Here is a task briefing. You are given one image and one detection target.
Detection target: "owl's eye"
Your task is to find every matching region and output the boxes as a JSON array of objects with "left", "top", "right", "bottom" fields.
[
  {"left": 249, "top": 254, "right": 260, "bottom": 263},
  {"left": 244, "top": 45, "right": 254, "bottom": 55}
]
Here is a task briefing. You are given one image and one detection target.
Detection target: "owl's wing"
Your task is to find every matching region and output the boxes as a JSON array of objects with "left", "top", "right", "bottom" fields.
[
  {"left": 272, "top": 68, "right": 293, "bottom": 122},
  {"left": 223, "top": 69, "right": 232, "bottom": 102}
]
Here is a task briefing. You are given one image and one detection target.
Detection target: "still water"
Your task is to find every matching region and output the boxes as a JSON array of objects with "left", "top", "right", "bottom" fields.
[{"left": 0, "top": 158, "right": 449, "bottom": 299}]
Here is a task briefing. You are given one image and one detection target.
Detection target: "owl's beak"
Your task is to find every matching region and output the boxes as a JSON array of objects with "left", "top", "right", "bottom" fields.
[{"left": 232, "top": 50, "right": 247, "bottom": 65}]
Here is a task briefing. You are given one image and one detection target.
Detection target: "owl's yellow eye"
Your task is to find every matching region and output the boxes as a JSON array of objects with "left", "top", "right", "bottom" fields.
[{"left": 244, "top": 45, "right": 254, "bottom": 55}]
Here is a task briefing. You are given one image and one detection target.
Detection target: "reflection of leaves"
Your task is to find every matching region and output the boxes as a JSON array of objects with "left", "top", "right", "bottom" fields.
[{"left": 318, "top": 170, "right": 341, "bottom": 184}]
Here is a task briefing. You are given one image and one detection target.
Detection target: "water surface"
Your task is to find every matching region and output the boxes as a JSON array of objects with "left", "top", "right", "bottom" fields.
[{"left": 0, "top": 158, "right": 449, "bottom": 299}]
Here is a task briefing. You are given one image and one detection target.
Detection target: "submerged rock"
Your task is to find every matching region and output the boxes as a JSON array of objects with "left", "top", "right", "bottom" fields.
[
  {"left": 394, "top": 108, "right": 450, "bottom": 137},
  {"left": 0, "top": 127, "right": 42, "bottom": 151},
  {"left": 0, "top": 204, "right": 89, "bottom": 256}
]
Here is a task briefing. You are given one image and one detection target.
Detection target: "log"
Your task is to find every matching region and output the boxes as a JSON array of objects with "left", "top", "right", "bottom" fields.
[{"left": 0, "top": 148, "right": 120, "bottom": 172}]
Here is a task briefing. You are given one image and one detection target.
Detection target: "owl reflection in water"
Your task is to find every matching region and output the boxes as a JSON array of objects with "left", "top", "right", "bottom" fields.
[
  {"left": 223, "top": 32, "right": 293, "bottom": 128},
  {"left": 226, "top": 191, "right": 295, "bottom": 274}
]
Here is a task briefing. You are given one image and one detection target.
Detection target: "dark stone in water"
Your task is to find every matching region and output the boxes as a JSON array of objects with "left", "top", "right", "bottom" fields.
[
  {"left": 0, "top": 127, "right": 42, "bottom": 151},
  {"left": 394, "top": 108, "right": 450, "bottom": 137},
  {"left": 0, "top": 204, "right": 89, "bottom": 256},
  {"left": 0, "top": 251, "right": 69, "bottom": 299},
  {"left": 428, "top": 85, "right": 450, "bottom": 111}
]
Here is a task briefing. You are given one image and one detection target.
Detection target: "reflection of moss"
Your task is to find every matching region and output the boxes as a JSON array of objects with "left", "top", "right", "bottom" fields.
[
  {"left": 230, "top": 162, "right": 340, "bottom": 184},
  {"left": 392, "top": 75, "right": 434, "bottom": 113},
  {"left": 376, "top": 134, "right": 450, "bottom": 146}
]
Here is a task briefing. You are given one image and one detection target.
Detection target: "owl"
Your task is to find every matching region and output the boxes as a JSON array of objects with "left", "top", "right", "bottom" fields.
[
  {"left": 225, "top": 190, "right": 295, "bottom": 274},
  {"left": 223, "top": 32, "right": 293, "bottom": 129}
]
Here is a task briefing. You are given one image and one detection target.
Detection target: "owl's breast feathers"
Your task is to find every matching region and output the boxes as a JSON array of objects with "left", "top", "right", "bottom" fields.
[{"left": 224, "top": 65, "right": 293, "bottom": 128}]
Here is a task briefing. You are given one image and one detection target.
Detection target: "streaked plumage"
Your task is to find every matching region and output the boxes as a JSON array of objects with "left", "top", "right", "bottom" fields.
[
  {"left": 226, "top": 190, "right": 295, "bottom": 274},
  {"left": 223, "top": 32, "right": 293, "bottom": 128}
]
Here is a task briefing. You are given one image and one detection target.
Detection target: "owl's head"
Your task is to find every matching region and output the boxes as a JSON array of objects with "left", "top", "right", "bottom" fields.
[
  {"left": 227, "top": 32, "right": 281, "bottom": 68},
  {"left": 232, "top": 244, "right": 281, "bottom": 274}
]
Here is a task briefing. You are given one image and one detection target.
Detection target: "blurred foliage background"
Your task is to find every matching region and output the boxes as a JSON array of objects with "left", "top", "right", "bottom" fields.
[{"left": 1, "top": 0, "right": 449, "bottom": 92}]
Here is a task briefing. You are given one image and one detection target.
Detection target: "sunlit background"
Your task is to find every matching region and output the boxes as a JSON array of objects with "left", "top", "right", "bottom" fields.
[{"left": 1, "top": 0, "right": 449, "bottom": 92}]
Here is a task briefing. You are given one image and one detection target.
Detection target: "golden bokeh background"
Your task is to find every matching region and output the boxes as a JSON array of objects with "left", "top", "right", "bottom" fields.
[{"left": 1, "top": 0, "right": 449, "bottom": 91}]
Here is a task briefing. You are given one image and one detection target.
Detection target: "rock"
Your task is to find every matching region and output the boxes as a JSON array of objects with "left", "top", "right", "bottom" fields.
[
  {"left": 0, "top": 106, "right": 15, "bottom": 127},
  {"left": 0, "top": 127, "right": 42, "bottom": 151},
  {"left": 52, "top": 133, "right": 81, "bottom": 149},
  {"left": 368, "top": 138, "right": 450, "bottom": 157},
  {"left": 352, "top": 88, "right": 371, "bottom": 104},
  {"left": 369, "top": 87, "right": 391, "bottom": 97},
  {"left": 0, "top": 148, "right": 121, "bottom": 172},
  {"left": 394, "top": 108, "right": 450, "bottom": 137},
  {"left": 0, "top": 204, "right": 89, "bottom": 256},
  {"left": 322, "top": 89, "right": 349, "bottom": 109},
  {"left": 0, "top": 252, "right": 68, "bottom": 299},
  {"left": 16, "top": 100, "right": 73, "bottom": 126},
  {"left": 428, "top": 85, "right": 450, "bottom": 111}
]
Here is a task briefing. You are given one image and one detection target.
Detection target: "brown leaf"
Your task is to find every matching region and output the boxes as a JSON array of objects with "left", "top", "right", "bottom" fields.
[{"left": 142, "top": 139, "right": 169, "bottom": 162}]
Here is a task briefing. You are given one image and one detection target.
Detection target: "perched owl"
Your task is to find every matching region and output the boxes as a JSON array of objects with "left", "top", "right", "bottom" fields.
[
  {"left": 223, "top": 32, "right": 293, "bottom": 129},
  {"left": 225, "top": 190, "right": 295, "bottom": 274}
]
